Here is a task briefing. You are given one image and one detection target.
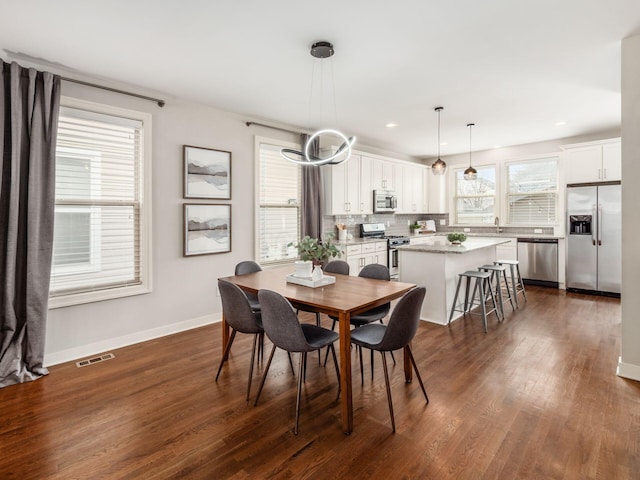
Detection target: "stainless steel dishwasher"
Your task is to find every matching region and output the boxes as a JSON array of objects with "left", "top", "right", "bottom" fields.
[{"left": 517, "top": 238, "right": 559, "bottom": 288}]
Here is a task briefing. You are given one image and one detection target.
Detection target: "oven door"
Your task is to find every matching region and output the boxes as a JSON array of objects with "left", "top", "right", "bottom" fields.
[{"left": 388, "top": 247, "right": 399, "bottom": 278}]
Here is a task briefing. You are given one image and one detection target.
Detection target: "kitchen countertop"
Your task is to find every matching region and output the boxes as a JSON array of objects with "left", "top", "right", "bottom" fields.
[
  {"left": 411, "top": 232, "right": 564, "bottom": 240},
  {"left": 397, "top": 237, "right": 510, "bottom": 254}
]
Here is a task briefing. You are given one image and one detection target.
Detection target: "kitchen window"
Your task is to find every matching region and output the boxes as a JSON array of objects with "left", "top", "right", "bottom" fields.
[
  {"left": 506, "top": 156, "right": 558, "bottom": 225},
  {"left": 453, "top": 165, "right": 497, "bottom": 224},
  {"left": 49, "top": 99, "right": 152, "bottom": 308},
  {"left": 257, "top": 139, "right": 301, "bottom": 265}
]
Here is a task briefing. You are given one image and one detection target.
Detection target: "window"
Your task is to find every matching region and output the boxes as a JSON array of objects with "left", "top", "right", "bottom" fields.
[
  {"left": 257, "top": 139, "right": 301, "bottom": 265},
  {"left": 454, "top": 165, "right": 497, "bottom": 224},
  {"left": 49, "top": 99, "right": 152, "bottom": 308},
  {"left": 506, "top": 156, "right": 558, "bottom": 225}
]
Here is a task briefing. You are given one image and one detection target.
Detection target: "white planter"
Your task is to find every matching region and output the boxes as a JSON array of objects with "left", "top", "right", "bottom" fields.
[{"left": 294, "top": 260, "right": 313, "bottom": 278}]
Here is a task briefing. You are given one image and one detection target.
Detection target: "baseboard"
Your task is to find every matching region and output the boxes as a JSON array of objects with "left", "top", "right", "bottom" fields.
[
  {"left": 616, "top": 357, "right": 640, "bottom": 381},
  {"left": 44, "top": 313, "right": 221, "bottom": 367}
]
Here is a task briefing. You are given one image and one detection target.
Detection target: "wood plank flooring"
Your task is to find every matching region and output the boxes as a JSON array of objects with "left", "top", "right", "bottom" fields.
[{"left": 1, "top": 286, "right": 638, "bottom": 479}]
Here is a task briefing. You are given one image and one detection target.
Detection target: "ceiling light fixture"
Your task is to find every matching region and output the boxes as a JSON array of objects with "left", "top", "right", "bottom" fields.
[
  {"left": 280, "top": 41, "right": 355, "bottom": 166},
  {"left": 431, "top": 106, "right": 447, "bottom": 175},
  {"left": 463, "top": 123, "right": 478, "bottom": 181}
]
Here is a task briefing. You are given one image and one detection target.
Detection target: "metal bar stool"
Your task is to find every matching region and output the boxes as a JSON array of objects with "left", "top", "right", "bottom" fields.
[
  {"left": 493, "top": 259, "right": 527, "bottom": 308},
  {"left": 448, "top": 270, "right": 499, "bottom": 332},
  {"left": 476, "top": 264, "right": 515, "bottom": 317}
]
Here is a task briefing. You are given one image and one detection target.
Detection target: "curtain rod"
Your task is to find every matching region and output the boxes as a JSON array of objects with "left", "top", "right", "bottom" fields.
[
  {"left": 61, "top": 76, "right": 166, "bottom": 107},
  {"left": 245, "top": 121, "right": 306, "bottom": 136}
]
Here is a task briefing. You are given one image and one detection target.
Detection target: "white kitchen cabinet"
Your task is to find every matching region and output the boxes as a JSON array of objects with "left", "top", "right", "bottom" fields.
[
  {"left": 424, "top": 167, "right": 448, "bottom": 214},
  {"left": 398, "top": 163, "right": 425, "bottom": 213},
  {"left": 343, "top": 241, "right": 387, "bottom": 276},
  {"left": 322, "top": 154, "right": 372, "bottom": 215},
  {"left": 562, "top": 138, "right": 621, "bottom": 184},
  {"left": 369, "top": 156, "right": 397, "bottom": 191}
]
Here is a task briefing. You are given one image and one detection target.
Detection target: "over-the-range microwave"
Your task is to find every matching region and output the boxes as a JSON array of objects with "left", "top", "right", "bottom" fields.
[{"left": 373, "top": 190, "right": 397, "bottom": 213}]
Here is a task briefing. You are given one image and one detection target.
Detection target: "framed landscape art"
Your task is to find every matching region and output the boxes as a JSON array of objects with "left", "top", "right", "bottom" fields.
[
  {"left": 183, "top": 204, "right": 232, "bottom": 256},
  {"left": 183, "top": 145, "right": 231, "bottom": 199}
]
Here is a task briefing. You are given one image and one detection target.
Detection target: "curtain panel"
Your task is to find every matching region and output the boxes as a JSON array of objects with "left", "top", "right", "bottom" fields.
[
  {"left": 300, "top": 134, "right": 323, "bottom": 239},
  {"left": 0, "top": 60, "right": 61, "bottom": 388}
]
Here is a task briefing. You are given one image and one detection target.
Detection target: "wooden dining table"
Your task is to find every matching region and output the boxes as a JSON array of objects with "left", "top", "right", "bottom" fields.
[{"left": 219, "top": 265, "right": 416, "bottom": 434}]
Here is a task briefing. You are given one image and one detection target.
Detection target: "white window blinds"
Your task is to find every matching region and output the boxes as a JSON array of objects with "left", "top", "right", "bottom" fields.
[
  {"left": 50, "top": 105, "right": 147, "bottom": 301},
  {"left": 258, "top": 142, "right": 301, "bottom": 264},
  {"left": 507, "top": 157, "right": 558, "bottom": 225}
]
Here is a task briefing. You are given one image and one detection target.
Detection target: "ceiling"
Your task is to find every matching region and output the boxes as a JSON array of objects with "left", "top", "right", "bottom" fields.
[{"left": 2, "top": 1, "right": 640, "bottom": 158}]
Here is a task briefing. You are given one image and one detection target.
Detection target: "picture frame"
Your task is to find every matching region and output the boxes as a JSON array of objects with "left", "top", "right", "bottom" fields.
[
  {"left": 184, "top": 204, "right": 232, "bottom": 256},
  {"left": 183, "top": 145, "right": 231, "bottom": 199}
]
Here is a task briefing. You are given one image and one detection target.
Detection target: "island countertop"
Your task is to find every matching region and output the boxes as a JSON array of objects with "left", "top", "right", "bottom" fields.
[{"left": 396, "top": 237, "right": 510, "bottom": 254}]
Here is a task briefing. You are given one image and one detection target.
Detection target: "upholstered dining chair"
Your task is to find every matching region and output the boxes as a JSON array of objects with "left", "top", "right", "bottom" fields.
[
  {"left": 326, "top": 263, "right": 393, "bottom": 374},
  {"left": 215, "top": 279, "right": 264, "bottom": 401},
  {"left": 349, "top": 286, "right": 428, "bottom": 432},
  {"left": 235, "top": 261, "right": 262, "bottom": 313},
  {"left": 254, "top": 289, "right": 341, "bottom": 435}
]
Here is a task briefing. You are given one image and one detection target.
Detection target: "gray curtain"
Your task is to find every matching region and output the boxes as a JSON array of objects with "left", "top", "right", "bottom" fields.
[
  {"left": 0, "top": 60, "right": 61, "bottom": 388},
  {"left": 300, "top": 134, "right": 323, "bottom": 238}
]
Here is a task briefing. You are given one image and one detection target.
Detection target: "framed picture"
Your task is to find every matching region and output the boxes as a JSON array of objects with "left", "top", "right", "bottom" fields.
[
  {"left": 183, "top": 145, "right": 231, "bottom": 199},
  {"left": 184, "top": 204, "right": 232, "bottom": 256}
]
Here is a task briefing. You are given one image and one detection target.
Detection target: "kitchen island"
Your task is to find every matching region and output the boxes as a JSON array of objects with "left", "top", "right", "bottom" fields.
[{"left": 397, "top": 237, "right": 510, "bottom": 325}]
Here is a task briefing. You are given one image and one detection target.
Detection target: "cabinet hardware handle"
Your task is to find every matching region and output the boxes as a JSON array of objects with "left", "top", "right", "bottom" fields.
[
  {"left": 603, "top": 168, "right": 607, "bottom": 179},
  {"left": 598, "top": 168, "right": 601, "bottom": 179}
]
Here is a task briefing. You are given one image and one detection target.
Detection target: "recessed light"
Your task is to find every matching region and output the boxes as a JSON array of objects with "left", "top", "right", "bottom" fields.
[
  {"left": 440, "top": 142, "right": 448, "bottom": 146},
  {"left": 555, "top": 121, "right": 567, "bottom": 126},
  {"left": 493, "top": 145, "right": 502, "bottom": 149},
  {"left": 385, "top": 123, "right": 397, "bottom": 128}
]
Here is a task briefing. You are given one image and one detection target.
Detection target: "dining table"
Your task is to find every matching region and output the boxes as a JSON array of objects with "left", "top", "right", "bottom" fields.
[{"left": 219, "top": 265, "right": 417, "bottom": 434}]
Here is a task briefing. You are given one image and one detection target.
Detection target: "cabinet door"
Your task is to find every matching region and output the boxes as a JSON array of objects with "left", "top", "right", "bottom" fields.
[
  {"left": 370, "top": 157, "right": 396, "bottom": 191},
  {"left": 564, "top": 146, "right": 602, "bottom": 184},
  {"left": 346, "top": 255, "right": 362, "bottom": 276},
  {"left": 602, "top": 142, "right": 621, "bottom": 181},
  {"left": 323, "top": 162, "right": 348, "bottom": 215},
  {"left": 359, "top": 155, "right": 372, "bottom": 213},
  {"left": 345, "top": 154, "right": 360, "bottom": 214}
]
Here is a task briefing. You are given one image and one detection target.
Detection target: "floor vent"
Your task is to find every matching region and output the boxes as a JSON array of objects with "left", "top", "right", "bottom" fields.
[{"left": 76, "top": 353, "right": 115, "bottom": 368}]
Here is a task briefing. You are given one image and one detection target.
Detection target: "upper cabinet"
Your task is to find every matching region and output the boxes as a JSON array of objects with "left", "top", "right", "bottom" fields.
[
  {"left": 562, "top": 138, "right": 621, "bottom": 184},
  {"left": 369, "top": 156, "right": 397, "bottom": 191},
  {"left": 398, "top": 162, "right": 425, "bottom": 213},
  {"left": 322, "top": 154, "right": 372, "bottom": 215}
]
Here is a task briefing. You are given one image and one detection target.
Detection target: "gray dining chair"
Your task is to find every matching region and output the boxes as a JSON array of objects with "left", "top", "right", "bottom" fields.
[
  {"left": 254, "top": 289, "right": 341, "bottom": 435},
  {"left": 326, "top": 263, "right": 393, "bottom": 375},
  {"left": 235, "top": 261, "right": 262, "bottom": 312},
  {"left": 349, "top": 286, "right": 428, "bottom": 432},
  {"left": 215, "top": 279, "right": 264, "bottom": 401}
]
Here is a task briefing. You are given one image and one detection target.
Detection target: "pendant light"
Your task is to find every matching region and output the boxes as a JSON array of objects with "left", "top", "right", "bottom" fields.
[
  {"left": 280, "top": 41, "right": 356, "bottom": 166},
  {"left": 463, "top": 122, "right": 478, "bottom": 180},
  {"left": 431, "top": 106, "right": 447, "bottom": 175}
]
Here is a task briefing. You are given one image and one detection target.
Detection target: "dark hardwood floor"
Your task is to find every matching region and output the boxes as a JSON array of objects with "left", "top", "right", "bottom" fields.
[{"left": 1, "top": 286, "right": 637, "bottom": 479}]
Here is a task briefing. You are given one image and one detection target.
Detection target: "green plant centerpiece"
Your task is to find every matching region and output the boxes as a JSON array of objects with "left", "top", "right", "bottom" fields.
[
  {"left": 289, "top": 234, "right": 342, "bottom": 264},
  {"left": 447, "top": 232, "right": 467, "bottom": 245},
  {"left": 410, "top": 222, "right": 421, "bottom": 234},
  {"left": 289, "top": 235, "right": 342, "bottom": 280}
]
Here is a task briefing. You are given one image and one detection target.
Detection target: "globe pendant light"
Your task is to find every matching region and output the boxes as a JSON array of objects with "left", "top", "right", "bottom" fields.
[
  {"left": 431, "top": 106, "right": 447, "bottom": 175},
  {"left": 280, "top": 41, "right": 356, "bottom": 166},
  {"left": 463, "top": 122, "right": 478, "bottom": 181}
]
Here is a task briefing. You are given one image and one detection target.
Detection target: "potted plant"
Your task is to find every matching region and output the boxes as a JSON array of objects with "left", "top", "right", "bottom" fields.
[
  {"left": 289, "top": 235, "right": 342, "bottom": 279},
  {"left": 410, "top": 223, "right": 422, "bottom": 235},
  {"left": 447, "top": 232, "right": 467, "bottom": 245}
]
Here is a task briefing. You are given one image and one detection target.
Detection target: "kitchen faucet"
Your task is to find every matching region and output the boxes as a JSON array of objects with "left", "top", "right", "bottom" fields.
[{"left": 495, "top": 217, "right": 503, "bottom": 234}]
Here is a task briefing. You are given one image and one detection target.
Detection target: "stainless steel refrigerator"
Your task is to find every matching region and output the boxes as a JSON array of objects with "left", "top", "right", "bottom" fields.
[{"left": 566, "top": 183, "right": 621, "bottom": 296}]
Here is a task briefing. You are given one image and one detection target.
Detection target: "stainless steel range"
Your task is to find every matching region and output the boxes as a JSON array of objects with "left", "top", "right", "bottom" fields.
[{"left": 359, "top": 223, "right": 410, "bottom": 279}]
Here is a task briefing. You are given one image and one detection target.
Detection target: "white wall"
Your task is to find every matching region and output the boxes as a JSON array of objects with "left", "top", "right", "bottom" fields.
[
  {"left": 44, "top": 81, "right": 301, "bottom": 365},
  {"left": 619, "top": 35, "right": 640, "bottom": 381}
]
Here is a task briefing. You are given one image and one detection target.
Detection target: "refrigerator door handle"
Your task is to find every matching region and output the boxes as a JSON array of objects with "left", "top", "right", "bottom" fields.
[
  {"left": 598, "top": 204, "right": 603, "bottom": 246},
  {"left": 592, "top": 204, "right": 597, "bottom": 246}
]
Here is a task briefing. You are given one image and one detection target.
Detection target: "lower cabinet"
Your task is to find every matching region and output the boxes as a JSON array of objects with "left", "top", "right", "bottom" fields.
[{"left": 343, "top": 241, "right": 387, "bottom": 276}]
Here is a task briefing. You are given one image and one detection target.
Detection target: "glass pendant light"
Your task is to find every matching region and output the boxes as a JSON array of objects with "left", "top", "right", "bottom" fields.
[
  {"left": 431, "top": 106, "right": 447, "bottom": 175},
  {"left": 463, "top": 122, "right": 478, "bottom": 181}
]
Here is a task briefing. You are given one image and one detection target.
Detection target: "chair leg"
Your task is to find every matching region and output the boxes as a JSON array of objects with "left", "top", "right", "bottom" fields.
[
  {"left": 329, "top": 343, "right": 341, "bottom": 399},
  {"left": 254, "top": 344, "right": 277, "bottom": 406},
  {"left": 448, "top": 275, "right": 463, "bottom": 324},
  {"left": 294, "top": 352, "right": 306, "bottom": 435},
  {"left": 502, "top": 269, "right": 516, "bottom": 311},
  {"left": 215, "top": 329, "right": 237, "bottom": 381},
  {"left": 246, "top": 334, "right": 258, "bottom": 401},
  {"left": 287, "top": 352, "right": 295, "bottom": 375},
  {"left": 406, "top": 346, "right": 429, "bottom": 404},
  {"left": 380, "top": 351, "right": 396, "bottom": 432},
  {"left": 479, "top": 278, "right": 488, "bottom": 333},
  {"left": 371, "top": 348, "right": 374, "bottom": 381},
  {"left": 510, "top": 264, "right": 519, "bottom": 308},
  {"left": 359, "top": 345, "right": 364, "bottom": 385},
  {"left": 316, "top": 313, "right": 322, "bottom": 364}
]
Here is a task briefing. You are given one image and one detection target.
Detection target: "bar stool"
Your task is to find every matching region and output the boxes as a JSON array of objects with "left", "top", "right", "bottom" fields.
[
  {"left": 474, "top": 264, "right": 515, "bottom": 319},
  {"left": 448, "top": 270, "right": 499, "bottom": 333},
  {"left": 494, "top": 259, "right": 527, "bottom": 308}
]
